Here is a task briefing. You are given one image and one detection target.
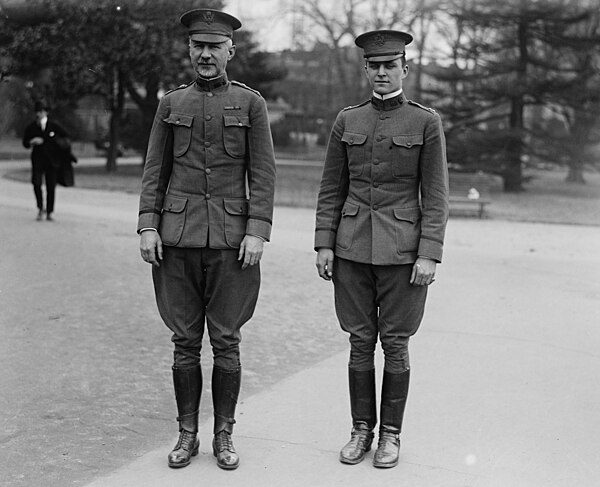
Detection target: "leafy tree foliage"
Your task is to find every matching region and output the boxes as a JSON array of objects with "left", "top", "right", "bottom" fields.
[
  {"left": 431, "top": 0, "right": 600, "bottom": 190},
  {"left": 1, "top": 0, "right": 285, "bottom": 170}
]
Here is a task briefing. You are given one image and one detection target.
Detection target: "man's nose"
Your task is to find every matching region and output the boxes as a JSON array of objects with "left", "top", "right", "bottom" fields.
[
  {"left": 200, "top": 46, "right": 212, "bottom": 58},
  {"left": 377, "top": 65, "right": 386, "bottom": 76}
]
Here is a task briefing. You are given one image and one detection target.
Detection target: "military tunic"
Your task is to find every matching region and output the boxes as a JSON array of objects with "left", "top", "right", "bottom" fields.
[
  {"left": 138, "top": 75, "right": 276, "bottom": 247},
  {"left": 315, "top": 93, "right": 448, "bottom": 265}
]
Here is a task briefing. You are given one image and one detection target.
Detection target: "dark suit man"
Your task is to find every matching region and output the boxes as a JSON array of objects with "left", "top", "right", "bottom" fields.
[
  {"left": 138, "top": 9, "right": 276, "bottom": 471},
  {"left": 22, "top": 101, "right": 70, "bottom": 221},
  {"left": 315, "top": 30, "right": 449, "bottom": 468}
]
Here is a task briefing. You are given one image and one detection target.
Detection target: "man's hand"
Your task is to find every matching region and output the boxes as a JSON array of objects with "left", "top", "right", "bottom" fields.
[
  {"left": 316, "top": 248, "right": 334, "bottom": 281},
  {"left": 410, "top": 257, "right": 437, "bottom": 286},
  {"left": 140, "top": 230, "right": 163, "bottom": 267},
  {"left": 30, "top": 137, "right": 44, "bottom": 146},
  {"left": 238, "top": 235, "right": 264, "bottom": 270}
]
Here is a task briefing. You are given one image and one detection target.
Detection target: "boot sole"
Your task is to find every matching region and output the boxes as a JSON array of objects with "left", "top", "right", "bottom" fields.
[{"left": 373, "top": 459, "right": 399, "bottom": 468}]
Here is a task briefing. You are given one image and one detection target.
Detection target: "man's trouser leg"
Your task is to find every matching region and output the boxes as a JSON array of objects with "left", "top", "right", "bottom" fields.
[
  {"left": 373, "top": 263, "right": 427, "bottom": 468},
  {"left": 203, "top": 248, "right": 260, "bottom": 470},
  {"left": 333, "top": 258, "right": 378, "bottom": 464},
  {"left": 153, "top": 247, "right": 206, "bottom": 468}
]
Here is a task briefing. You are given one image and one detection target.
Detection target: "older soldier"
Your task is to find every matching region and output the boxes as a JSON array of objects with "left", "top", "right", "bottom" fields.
[
  {"left": 138, "top": 9, "right": 276, "bottom": 471},
  {"left": 315, "top": 30, "right": 449, "bottom": 468}
]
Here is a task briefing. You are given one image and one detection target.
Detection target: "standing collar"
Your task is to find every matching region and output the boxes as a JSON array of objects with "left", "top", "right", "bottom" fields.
[
  {"left": 372, "top": 89, "right": 403, "bottom": 100},
  {"left": 195, "top": 74, "right": 228, "bottom": 92},
  {"left": 370, "top": 91, "right": 406, "bottom": 111}
]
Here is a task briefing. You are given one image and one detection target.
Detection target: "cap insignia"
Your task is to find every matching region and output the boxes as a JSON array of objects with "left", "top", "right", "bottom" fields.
[
  {"left": 374, "top": 33, "right": 386, "bottom": 46},
  {"left": 202, "top": 11, "right": 214, "bottom": 24}
]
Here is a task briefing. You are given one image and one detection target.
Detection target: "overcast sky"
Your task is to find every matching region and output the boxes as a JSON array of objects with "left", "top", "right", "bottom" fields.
[{"left": 224, "top": 0, "right": 295, "bottom": 51}]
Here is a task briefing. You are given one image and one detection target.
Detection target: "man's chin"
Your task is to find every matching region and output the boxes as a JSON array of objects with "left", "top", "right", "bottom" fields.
[{"left": 197, "top": 69, "right": 219, "bottom": 79}]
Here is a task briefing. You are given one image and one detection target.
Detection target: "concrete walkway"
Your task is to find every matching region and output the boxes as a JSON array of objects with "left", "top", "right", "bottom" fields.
[{"left": 1, "top": 159, "right": 600, "bottom": 487}]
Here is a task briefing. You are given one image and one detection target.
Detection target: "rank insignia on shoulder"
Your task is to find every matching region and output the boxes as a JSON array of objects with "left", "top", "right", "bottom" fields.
[
  {"left": 164, "top": 82, "right": 192, "bottom": 95},
  {"left": 231, "top": 80, "right": 261, "bottom": 96},
  {"left": 342, "top": 100, "right": 370, "bottom": 111},
  {"left": 408, "top": 100, "right": 436, "bottom": 113}
]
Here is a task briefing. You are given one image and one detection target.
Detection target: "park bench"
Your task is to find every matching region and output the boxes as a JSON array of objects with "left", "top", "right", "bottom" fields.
[{"left": 448, "top": 172, "right": 493, "bottom": 218}]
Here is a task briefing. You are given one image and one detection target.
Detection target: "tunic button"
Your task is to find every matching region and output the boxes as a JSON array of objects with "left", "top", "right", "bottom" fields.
[
  {"left": 205, "top": 141, "right": 211, "bottom": 147},
  {"left": 205, "top": 168, "right": 211, "bottom": 175},
  {"left": 205, "top": 193, "right": 211, "bottom": 199},
  {"left": 373, "top": 205, "right": 379, "bottom": 211},
  {"left": 205, "top": 115, "right": 212, "bottom": 121},
  {"left": 373, "top": 159, "right": 379, "bottom": 165},
  {"left": 175, "top": 120, "right": 180, "bottom": 125},
  {"left": 373, "top": 182, "right": 379, "bottom": 188},
  {"left": 407, "top": 142, "right": 412, "bottom": 147}
]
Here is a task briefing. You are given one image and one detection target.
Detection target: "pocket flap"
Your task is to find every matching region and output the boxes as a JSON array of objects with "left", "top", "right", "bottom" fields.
[
  {"left": 224, "top": 198, "right": 249, "bottom": 215},
  {"left": 224, "top": 115, "right": 251, "bottom": 128},
  {"left": 163, "top": 194, "right": 187, "bottom": 213},
  {"left": 393, "top": 207, "right": 421, "bottom": 223},
  {"left": 341, "top": 202, "right": 359, "bottom": 217},
  {"left": 392, "top": 134, "right": 423, "bottom": 148},
  {"left": 164, "top": 113, "right": 193, "bottom": 127},
  {"left": 341, "top": 132, "right": 367, "bottom": 146}
]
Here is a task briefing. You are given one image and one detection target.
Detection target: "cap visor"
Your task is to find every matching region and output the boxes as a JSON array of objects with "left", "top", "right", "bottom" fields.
[
  {"left": 190, "top": 33, "right": 230, "bottom": 43},
  {"left": 366, "top": 54, "right": 403, "bottom": 62}
]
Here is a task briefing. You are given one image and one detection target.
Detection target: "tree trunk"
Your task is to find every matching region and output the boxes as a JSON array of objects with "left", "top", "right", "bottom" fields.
[
  {"left": 503, "top": 18, "right": 528, "bottom": 193},
  {"left": 105, "top": 67, "right": 125, "bottom": 172},
  {"left": 106, "top": 112, "right": 120, "bottom": 172}
]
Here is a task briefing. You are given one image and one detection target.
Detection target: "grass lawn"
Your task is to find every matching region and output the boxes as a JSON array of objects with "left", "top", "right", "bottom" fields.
[{"left": 3, "top": 154, "right": 600, "bottom": 227}]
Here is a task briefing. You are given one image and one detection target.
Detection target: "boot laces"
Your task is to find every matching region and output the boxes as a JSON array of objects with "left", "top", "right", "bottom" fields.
[
  {"left": 215, "top": 431, "right": 234, "bottom": 452},
  {"left": 176, "top": 430, "right": 196, "bottom": 451}
]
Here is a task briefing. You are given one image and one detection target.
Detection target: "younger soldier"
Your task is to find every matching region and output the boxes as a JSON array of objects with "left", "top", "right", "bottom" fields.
[{"left": 315, "top": 29, "right": 449, "bottom": 468}]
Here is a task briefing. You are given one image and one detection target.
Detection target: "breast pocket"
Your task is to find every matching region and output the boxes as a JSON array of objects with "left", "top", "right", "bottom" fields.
[
  {"left": 164, "top": 113, "right": 194, "bottom": 157},
  {"left": 391, "top": 134, "right": 423, "bottom": 178},
  {"left": 159, "top": 194, "right": 188, "bottom": 246},
  {"left": 223, "top": 115, "right": 251, "bottom": 158},
  {"left": 341, "top": 132, "right": 367, "bottom": 177}
]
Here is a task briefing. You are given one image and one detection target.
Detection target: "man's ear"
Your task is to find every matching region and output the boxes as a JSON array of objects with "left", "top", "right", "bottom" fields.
[{"left": 228, "top": 44, "right": 236, "bottom": 61}]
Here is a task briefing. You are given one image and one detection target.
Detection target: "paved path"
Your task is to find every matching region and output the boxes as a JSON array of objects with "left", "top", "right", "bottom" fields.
[{"left": 1, "top": 159, "right": 600, "bottom": 487}]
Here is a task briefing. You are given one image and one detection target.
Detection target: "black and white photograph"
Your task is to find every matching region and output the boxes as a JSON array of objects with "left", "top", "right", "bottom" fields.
[{"left": 1, "top": 1, "right": 599, "bottom": 486}]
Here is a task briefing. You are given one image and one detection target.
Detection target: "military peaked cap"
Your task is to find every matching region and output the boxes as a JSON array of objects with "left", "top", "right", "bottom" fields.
[
  {"left": 180, "top": 8, "right": 241, "bottom": 43},
  {"left": 355, "top": 29, "right": 413, "bottom": 62}
]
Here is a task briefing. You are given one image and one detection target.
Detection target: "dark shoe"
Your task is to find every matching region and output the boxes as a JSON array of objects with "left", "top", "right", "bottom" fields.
[
  {"left": 339, "top": 422, "right": 374, "bottom": 465},
  {"left": 212, "top": 430, "right": 239, "bottom": 470},
  {"left": 46, "top": 213, "right": 54, "bottom": 221},
  {"left": 36, "top": 210, "right": 43, "bottom": 221},
  {"left": 168, "top": 430, "right": 199, "bottom": 468},
  {"left": 373, "top": 429, "right": 400, "bottom": 468}
]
